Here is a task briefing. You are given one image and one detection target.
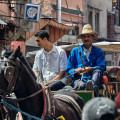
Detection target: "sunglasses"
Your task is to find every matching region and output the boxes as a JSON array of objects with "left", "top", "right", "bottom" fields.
[{"left": 36, "top": 40, "right": 40, "bottom": 42}]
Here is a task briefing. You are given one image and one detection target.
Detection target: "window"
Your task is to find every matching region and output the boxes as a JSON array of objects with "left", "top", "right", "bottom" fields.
[
  {"left": 66, "top": 24, "right": 79, "bottom": 35},
  {"left": 29, "top": 0, "right": 33, "bottom": 3},
  {"left": 95, "top": 12, "right": 99, "bottom": 34},
  {"left": 106, "top": 61, "right": 112, "bottom": 66},
  {"left": 68, "top": 26, "right": 79, "bottom": 35},
  {"left": 88, "top": 11, "right": 92, "bottom": 26}
]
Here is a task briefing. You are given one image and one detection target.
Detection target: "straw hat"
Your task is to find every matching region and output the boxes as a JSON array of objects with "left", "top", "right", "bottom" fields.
[{"left": 79, "top": 24, "right": 98, "bottom": 40}]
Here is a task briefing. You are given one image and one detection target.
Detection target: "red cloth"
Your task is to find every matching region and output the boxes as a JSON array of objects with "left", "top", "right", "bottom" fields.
[
  {"left": 115, "top": 93, "right": 120, "bottom": 108},
  {"left": 102, "top": 76, "right": 108, "bottom": 84}
]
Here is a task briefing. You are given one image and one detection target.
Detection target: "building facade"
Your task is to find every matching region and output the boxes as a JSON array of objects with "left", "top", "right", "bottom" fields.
[
  {"left": 83, "top": 0, "right": 112, "bottom": 39},
  {"left": 32, "top": 0, "right": 84, "bottom": 44},
  {"left": 83, "top": 0, "right": 120, "bottom": 66}
]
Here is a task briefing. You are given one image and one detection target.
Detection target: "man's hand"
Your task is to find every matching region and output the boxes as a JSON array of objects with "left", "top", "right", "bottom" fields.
[
  {"left": 75, "top": 68, "right": 83, "bottom": 75},
  {"left": 83, "top": 67, "right": 93, "bottom": 75},
  {"left": 75, "top": 67, "right": 93, "bottom": 75},
  {"left": 46, "top": 80, "right": 53, "bottom": 84}
]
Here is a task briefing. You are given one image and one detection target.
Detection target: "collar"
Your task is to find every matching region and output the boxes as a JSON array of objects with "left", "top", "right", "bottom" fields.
[
  {"left": 43, "top": 45, "right": 56, "bottom": 54},
  {"left": 83, "top": 46, "right": 92, "bottom": 52}
]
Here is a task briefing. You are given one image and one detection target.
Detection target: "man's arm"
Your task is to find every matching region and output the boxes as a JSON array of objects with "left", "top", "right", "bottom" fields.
[
  {"left": 92, "top": 48, "right": 106, "bottom": 73},
  {"left": 47, "top": 71, "right": 65, "bottom": 84},
  {"left": 32, "top": 51, "right": 40, "bottom": 76},
  {"left": 75, "top": 67, "right": 93, "bottom": 75},
  {"left": 66, "top": 50, "right": 75, "bottom": 79}
]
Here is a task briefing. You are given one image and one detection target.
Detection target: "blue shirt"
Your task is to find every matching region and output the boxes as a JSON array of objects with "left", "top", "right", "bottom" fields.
[{"left": 66, "top": 45, "right": 106, "bottom": 83}]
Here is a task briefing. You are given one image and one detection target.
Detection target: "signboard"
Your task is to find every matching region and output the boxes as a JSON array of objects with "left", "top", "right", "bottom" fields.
[
  {"left": 24, "top": 4, "right": 41, "bottom": 22},
  {"left": 113, "top": 0, "right": 117, "bottom": 8}
]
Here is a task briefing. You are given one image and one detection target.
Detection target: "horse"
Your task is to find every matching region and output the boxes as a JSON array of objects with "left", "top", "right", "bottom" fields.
[
  {"left": 0, "top": 46, "right": 84, "bottom": 120},
  {"left": 0, "top": 46, "right": 17, "bottom": 120}
]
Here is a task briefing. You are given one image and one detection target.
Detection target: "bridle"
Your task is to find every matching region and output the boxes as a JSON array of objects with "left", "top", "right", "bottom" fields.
[
  {"left": 0, "top": 57, "right": 50, "bottom": 119},
  {"left": 0, "top": 58, "right": 48, "bottom": 103},
  {"left": 0, "top": 58, "right": 20, "bottom": 95}
]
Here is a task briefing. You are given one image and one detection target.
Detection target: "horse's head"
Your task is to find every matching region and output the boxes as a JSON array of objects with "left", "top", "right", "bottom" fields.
[
  {"left": 0, "top": 47, "right": 45, "bottom": 119},
  {"left": 0, "top": 46, "right": 21, "bottom": 95}
]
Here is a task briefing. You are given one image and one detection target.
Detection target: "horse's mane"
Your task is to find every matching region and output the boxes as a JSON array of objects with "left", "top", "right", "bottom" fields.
[
  {"left": 1, "top": 47, "right": 37, "bottom": 81},
  {"left": 17, "top": 52, "right": 37, "bottom": 80},
  {"left": 1, "top": 47, "right": 40, "bottom": 90},
  {"left": 14, "top": 50, "right": 42, "bottom": 91}
]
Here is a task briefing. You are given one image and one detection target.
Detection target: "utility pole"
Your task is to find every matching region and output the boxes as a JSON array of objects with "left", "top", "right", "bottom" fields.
[{"left": 57, "top": 0, "right": 61, "bottom": 23}]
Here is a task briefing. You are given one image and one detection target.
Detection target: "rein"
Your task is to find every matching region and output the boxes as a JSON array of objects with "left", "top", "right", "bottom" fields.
[
  {"left": 0, "top": 59, "right": 20, "bottom": 94},
  {"left": 4, "top": 86, "right": 49, "bottom": 102}
]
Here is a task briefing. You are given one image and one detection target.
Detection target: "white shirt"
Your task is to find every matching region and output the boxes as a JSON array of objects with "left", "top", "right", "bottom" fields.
[
  {"left": 83, "top": 46, "right": 92, "bottom": 60},
  {"left": 33, "top": 45, "right": 68, "bottom": 84}
]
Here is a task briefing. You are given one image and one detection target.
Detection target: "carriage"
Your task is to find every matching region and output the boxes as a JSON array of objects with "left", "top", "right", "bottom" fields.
[
  {"left": 26, "top": 41, "right": 120, "bottom": 100},
  {"left": 0, "top": 41, "right": 120, "bottom": 120}
]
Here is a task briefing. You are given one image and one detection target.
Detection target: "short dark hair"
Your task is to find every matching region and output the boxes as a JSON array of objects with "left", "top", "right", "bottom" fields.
[{"left": 34, "top": 30, "right": 50, "bottom": 41}]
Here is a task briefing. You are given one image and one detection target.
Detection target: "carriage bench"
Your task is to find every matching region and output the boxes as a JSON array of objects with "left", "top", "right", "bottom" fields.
[
  {"left": 106, "top": 82, "right": 120, "bottom": 100},
  {"left": 52, "top": 90, "right": 94, "bottom": 103}
]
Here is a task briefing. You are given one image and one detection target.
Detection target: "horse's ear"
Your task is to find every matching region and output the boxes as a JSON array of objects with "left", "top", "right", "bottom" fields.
[
  {"left": 1, "top": 45, "right": 7, "bottom": 57},
  {"left": 10, "top": 46, "right": 21, "bottom": 60}
]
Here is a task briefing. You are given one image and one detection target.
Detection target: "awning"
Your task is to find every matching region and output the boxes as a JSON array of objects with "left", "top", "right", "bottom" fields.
[
  {"left": 47, "top": 18, "right": 74, "bottom": 30},
  {"left": 26, "top": 18, "right": 75, "bottom": 42},
  {"left": 61, "top": 41, "right": 120, "bottom": 53},
  {"left": 93, "top": 41, "right": 120, "bottom": 53},
  {"left": 0, "top": 19, "right": 7, "bottom": 25}
]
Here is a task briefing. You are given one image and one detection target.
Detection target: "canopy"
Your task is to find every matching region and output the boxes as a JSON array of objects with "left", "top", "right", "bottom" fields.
[
  {"left": 61, "top": 41, "right": 120, "bottom": 53},
  {"left": 26, "top": 18, "right": 74, "bottom": 43}
]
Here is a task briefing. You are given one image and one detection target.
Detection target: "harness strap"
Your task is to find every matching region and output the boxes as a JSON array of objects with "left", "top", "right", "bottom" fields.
[
  {"left": 3, "top": 86, "right": 55, "bottom": 120},
  {"left": 54, "top": 94, "right": 82, "bottom": 118},
  {"left": 41, "top": 87, "right": 55, "bottom": 119},
  {"left": 3, "top": 86, "right": 49, "bottom": 103},
  {"left": 0, "top": 102, "right": 8, "bottom": 119}
]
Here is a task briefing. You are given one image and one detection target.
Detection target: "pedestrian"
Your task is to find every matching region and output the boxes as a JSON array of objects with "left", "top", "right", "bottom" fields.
[
  {"left": 66, "top": 24, "right": 106, "bottom": 96},
  {"left": 82, "top": 97, "right": 119, "bottom": 120},
  {"left": 33, "top": 30, "right": 68, "bottom": 91}
]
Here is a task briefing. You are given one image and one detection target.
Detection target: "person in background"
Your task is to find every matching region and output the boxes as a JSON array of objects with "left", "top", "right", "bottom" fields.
[
  {"left": 82, "top": 97, "right": 119, "bottom": 120},
  {"left": 66, "top": 24, "right": 106, "bottom": 96},
  {"left": 33, "top": 30, "right": 68, "bottom": 91}
]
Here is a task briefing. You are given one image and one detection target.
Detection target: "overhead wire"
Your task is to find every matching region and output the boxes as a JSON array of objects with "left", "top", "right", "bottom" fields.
[{"left": 64, "top": 0, "right": 85, "bottom": 69}]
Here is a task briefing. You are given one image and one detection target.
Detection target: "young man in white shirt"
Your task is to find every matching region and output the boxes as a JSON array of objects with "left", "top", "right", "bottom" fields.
[{"left": 33, "top": 30, "right": 68, "bottom": 91}]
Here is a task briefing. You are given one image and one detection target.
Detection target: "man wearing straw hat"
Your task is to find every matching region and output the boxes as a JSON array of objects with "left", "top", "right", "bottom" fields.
[{"left": 66, "top": 24, "right": 106, "bottom": 96}]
